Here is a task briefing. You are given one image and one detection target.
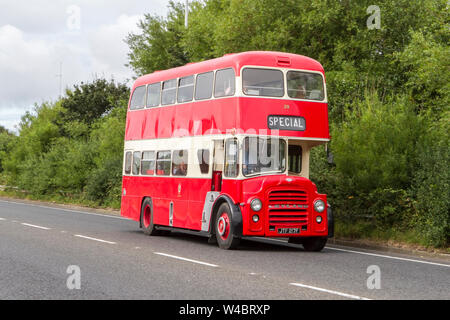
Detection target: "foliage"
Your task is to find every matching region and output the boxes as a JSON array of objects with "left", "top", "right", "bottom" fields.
[
  {"left": 2, "top": 79, "right": 129, "bottom": 208},
  {"left": 0, "top": 126, "right": 16, "bottom": 173},
  {"left": 61, "top": 78, "right": 129, "bottom": 125},
  {"left": 412, "top": 113, "right": 450, "bottom": 247}
]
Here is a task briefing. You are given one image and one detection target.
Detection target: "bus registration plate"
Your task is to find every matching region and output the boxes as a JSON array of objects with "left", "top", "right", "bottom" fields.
[{"left": 277, "top": 228, "right": 300, "bottom": 234}]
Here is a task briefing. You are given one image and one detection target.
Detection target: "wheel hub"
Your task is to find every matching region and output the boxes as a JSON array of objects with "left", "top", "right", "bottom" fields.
[{"left": 217, "top": 217, "right": 227, "bottom": 236}]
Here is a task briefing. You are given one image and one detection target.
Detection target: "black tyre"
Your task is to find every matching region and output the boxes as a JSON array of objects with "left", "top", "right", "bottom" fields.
[
  {"left": 288, "top": 237, "right": 304, "bottom": 245},
  {"left": 302, "top": 237, "right": 327, "bottom": 252},
  {"left": 140, "top": 198, "right": 162, "bottom": 236},
  {"left": 215, "top": 203, "right": 240, "bottom": 250}
]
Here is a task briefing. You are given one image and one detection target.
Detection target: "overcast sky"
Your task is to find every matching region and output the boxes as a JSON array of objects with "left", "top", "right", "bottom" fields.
[{"left": 0, "top": 0, "right": 172, "bottom": 132}]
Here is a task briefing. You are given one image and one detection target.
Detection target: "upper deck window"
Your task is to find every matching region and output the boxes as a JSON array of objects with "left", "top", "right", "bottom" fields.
[
  {"left": 242, "top": 68, "right": 284, "bottom": 97},
  {"left": 195, "top": 72, "right": 213, "bottom": 100},
  {"left": 162, "top": 79, "right": 177, "bottom": 105},
  {"left": 177, "top": 76, "right": 194, "bottom": 103},
  {"left": 214, "top": 68, "right": 235, "bottom": 98},
  {"left": 130, "top": 86, "right": 146, "bottom": 110},
  {"left": 147, "top": 83, "right": 161, "bottom": 108},
  {"left": 287, "top": 71, "right": 325, "bottom": 101}
]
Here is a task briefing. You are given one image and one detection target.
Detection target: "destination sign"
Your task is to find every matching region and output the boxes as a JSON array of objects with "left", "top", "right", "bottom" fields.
[{"left": 268, "top": 115, "right": 306, "bottom": 131}]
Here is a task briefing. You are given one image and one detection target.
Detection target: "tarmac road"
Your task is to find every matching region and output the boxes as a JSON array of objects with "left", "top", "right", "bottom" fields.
[{"left": 0, "top": 198, "right": 449, "bottom": 300}]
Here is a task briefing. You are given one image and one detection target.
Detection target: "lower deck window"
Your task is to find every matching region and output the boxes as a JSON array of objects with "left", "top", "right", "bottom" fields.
[
  {"left": 172, "top": 150, "right": 188, "bottom": 176},
  {"left": 132, "top": 151, "right": 141, "bottom": 175},
  {"left": 156, "top": 151, "right": 171, "bottom": 176},
  {"left": 124, "top": 152, "right": 132, "bottom": 174},
  {"left": 197, "top": 149, "right": 210, "bottom": 174},
  {"left": 141, "top": 151, "right": 156, "bottom": 175},
  {"left": 224, "top": 139, "right": 239, "bottom": 177}
]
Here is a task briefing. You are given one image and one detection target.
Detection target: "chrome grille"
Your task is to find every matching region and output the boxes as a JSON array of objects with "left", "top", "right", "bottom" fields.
[{"left": 268, "top": 190, "right": 309, "bottom": 226}]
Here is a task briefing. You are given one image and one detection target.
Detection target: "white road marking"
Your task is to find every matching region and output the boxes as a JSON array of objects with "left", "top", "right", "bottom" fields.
[
  {"left": 326, "top": 246, "right": 450, "bottom": 268},
  {"left": 154, "top": 252, "right": 219, "bottom": 268},
  {"left": 2, "top": 199, "right": 448, "bottom": 268},
  {"left": 0, "top": 199, "right": 127, "bottom": 220},
  {"left": 290, "top": 283, "right": 371, "bottom": 300},
  {"left": 255, "top": 237, "right": 450, "bottom": 268},
  {"left": 74, "top": 234, "right": 117, "bottom": 245},
  {"left": 0, "top": 217, "right": 5, "bottom": 221},
  {"left": 21, "top": 223, "right": 51, "bottom": 230}
]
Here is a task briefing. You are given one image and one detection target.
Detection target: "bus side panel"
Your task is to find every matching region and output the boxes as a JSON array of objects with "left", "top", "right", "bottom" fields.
[
  {"left": 221, "top": 180, "right": 242, "bottom": 204},
  {"left": 170, "top": 177, "right": 189, "bottom": 229},
  {"left": 187, "top": 178, "right": 212, "bottom": 231},
  {"left": 121, "top": 176, "right": 141, "bottom": 222},
  {"left": 125, "top": 98, "right": 239, "bottom": 141},
  {"left": 125, "top": 97, "right": 329, "bottom": 142},
  {"left": 142, "top": 177, "right": 171, "bottom": 226}
]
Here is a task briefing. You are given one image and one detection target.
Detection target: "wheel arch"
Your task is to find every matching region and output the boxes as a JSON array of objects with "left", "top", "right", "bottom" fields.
[{"left": 209, "top": 194, "right": 243, "bottom": 237}]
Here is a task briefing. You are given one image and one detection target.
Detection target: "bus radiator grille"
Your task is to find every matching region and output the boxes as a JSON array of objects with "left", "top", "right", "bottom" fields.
[{"left": 267, "top": 190, "right": 309, "bottom": 226}]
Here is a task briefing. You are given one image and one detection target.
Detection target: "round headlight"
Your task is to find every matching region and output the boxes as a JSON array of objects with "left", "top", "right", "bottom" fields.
[
  {"left": 252, "top": 215, "right": 260, "bottom": 223},
  {"left": 316, "top": 216, "right": 323, "bottom": 224},
  {"left": 250, "top": 198, "right": 262, "bottom": 212},
  {"left": 314, "top": 200, "right": 325, "bottom": 213}
]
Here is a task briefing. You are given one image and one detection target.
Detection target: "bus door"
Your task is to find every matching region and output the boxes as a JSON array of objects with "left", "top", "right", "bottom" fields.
[{"left": 212, "top": 140, "right": 224, "bottom": 192}]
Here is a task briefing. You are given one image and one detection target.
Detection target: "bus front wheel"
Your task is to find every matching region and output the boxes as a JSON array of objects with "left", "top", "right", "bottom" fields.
[
  {"left": 302, "top": 237, "right": 327, "bottom": 252},
  {"left": 215, "top": 203, "right": 240, "bottom": 250}
]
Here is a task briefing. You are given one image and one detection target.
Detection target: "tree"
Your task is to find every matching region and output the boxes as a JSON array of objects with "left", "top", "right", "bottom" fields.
[
  {"left": 0, "top": 126, "right": 15, "bottom": 173},
  {"left": 125, "top": 0, "right": 188, "bottom": 75},
  {"left": 61, "top": 78, "right": 129, "bottom": 125}
]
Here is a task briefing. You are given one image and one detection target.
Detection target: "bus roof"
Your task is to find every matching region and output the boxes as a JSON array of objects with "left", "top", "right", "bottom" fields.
[{"left": 132, "top": 51, "right": 325, "bottom": 90}]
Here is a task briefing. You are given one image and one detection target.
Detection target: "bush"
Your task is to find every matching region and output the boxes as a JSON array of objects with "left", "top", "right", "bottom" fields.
[
  {"left": 332, "top": 92, "right": 421, "bottom": 193},
  {"left": 412, "top": 113, "right": 450, "bottom": 247}
]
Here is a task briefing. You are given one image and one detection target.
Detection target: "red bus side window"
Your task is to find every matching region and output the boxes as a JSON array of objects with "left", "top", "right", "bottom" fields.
[
  {"left": 172, "top": 150, "right": 188, "bottom": 176},
  {"left": 224, "top": 138, "right": 239, "bottom": 177},
  {"left": 242, "top": 68, "right": 284, "bottom": 97},
  {"left": 156, "top": 151, "right": 171, "bottom": 176},
  {"left": 177, "top": 76, "right": 194, "bottom": 103},
  {"left": 195, "top": 72, "right": 214, "bottom": 100},
  {"left": 162, "top": 79, "right": 177, "bottom": 105},
  {"left": 124, "top": 152, "right": 132, "bottom": 175},
  {"left": 132, "top": 151, "right": 141, "bottom": 175},
  {"left": 197, "top": 149, "right": 210, "bottom": 174},
  {"left": 141, "top": 151, "right": 156, "bottom": 175},
  {"left": 147, "top": 83, "right": 161, "bottom": 108},
  {"left": 214, "top": 68, "right": 235, "bottom": 98},
  {"left": 130, "top": 86, "right": 146, "bottom": 110}
]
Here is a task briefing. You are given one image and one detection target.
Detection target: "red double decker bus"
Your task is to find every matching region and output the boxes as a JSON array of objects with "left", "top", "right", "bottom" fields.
[{"left": 121, "top": 51, "right": 334, "bottom": 251}]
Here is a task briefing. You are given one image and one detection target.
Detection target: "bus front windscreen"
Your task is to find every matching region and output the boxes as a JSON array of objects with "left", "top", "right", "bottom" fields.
[
  {"left": 287, "top": 71, "right": 325, "bottom": 101},
  {"left": 243, "top": 137, "right": 286, "bottom": 176}
]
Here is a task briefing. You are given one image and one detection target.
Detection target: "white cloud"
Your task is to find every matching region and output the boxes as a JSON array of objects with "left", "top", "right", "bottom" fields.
[
  {"left": 88, "top": 14, "right": 143, "bottom": 83},
  {"left": 0, "top": 0, "right": 172, "bottom": 132}
]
